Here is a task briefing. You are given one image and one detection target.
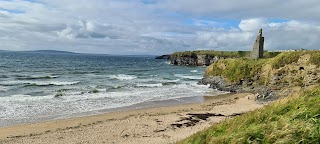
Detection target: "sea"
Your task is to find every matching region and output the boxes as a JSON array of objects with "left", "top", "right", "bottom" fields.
[{"left": 0, "top": 51, "right": 225, "bottom": 127}]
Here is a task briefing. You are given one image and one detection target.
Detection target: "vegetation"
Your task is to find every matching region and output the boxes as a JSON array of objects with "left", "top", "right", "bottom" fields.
[
  {"left": 309, "top": 51, "right": 320, "bottom": 67},
  {"left": 205, "top": 58, "right": 267, "bottom": 82},
  {"left": 179, "top": 86, "right": 320, "bottom": 144},
  {"left": 270, "top": 51, "right": 320, "bottom": 69},
  {"left": 270, "top": 52, "right": 302, "bottom": 69},
  {"left": 205, "top": 50, "right": 320, "bottom": 83}
]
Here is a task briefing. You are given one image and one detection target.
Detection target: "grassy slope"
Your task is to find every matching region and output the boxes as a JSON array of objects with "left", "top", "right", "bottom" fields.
[
  {"left": 205, "top": 51, "right": 320, "bottom": 83},
  {"left": 179, "top": 86, "right": 320, "bottom": 144}
]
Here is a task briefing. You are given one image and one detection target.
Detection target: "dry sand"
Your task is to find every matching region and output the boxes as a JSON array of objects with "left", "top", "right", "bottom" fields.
[{"left": 0, "top": 93, "right": 264, "bottom": 144}]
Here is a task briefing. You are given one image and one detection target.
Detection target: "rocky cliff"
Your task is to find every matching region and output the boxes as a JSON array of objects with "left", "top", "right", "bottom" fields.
[
  {"left": 155, "top": 54, "right": 170, "bottom": 60},
  {"left": 161, "top": 50, "right": 279, "bottom": 66},
  {"left": 170, "top": 54, "right": 225, "bottom": 66},
  {"left": 168, "top": 50, "right": 252, "bottom": 66},
  {"left": 200, "top": 51, "right": 320, "bottom": 99}
]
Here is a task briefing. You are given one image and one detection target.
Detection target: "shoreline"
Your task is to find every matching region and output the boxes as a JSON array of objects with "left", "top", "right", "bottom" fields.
[
  {"left": 0, "top": 91, "right": 227, "bottom": 128},
  {"left": 0, "top": 92, "right": 264, "bottom": 144}
]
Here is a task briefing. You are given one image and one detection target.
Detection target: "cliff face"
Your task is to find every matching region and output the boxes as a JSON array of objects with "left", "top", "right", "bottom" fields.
[
  {"left": 169, "top": 54, "right": 224, "bottom": 66},
  {"left": 167, "top": 51, "right": 253, "bottom": 66},
  {"left": 155, "top": 55, "right": 170, "bottom": 60},
  {"left": 158, "top": 50, "right": 279, "bottom": 66}
]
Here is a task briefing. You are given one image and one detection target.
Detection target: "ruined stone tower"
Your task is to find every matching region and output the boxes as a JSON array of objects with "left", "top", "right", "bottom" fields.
[{"left": 251, "top": 29, "right": 264, "bottom": 59}]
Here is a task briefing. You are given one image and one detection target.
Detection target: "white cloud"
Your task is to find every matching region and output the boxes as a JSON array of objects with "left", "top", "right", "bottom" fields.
[
  {"left": 0, "top": 0, "right": 320, "bottom": 54},
  {"left": 239, "top": 18, "right": 268, "bottom": 32}
]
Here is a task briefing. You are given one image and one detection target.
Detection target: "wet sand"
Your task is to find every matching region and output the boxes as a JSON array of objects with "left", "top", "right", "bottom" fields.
[{"left": 0, "top": 93, "right": 264, "bottom": 144}]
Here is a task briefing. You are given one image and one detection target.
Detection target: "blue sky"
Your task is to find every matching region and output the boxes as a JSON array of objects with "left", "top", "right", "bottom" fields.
[{"left": 0, "top": 0, "right": 320, "bottom": 54}]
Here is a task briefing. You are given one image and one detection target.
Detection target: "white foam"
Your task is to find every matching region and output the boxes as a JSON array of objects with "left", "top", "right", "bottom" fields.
[
  {"left": 165, "top": 61, "right": 172, "bottom": 65},
  {"left": 0, "top": 86, "right": 7, "bottom": 92},
  {"left": 136, "top": 83, "right": 163, "bottom": 88},
  {"left": 174, "top": 74, "right": 203, "bottom": 80},
  {"left": 27, "top": 81, "right": 80, "bottom": 86},
  {"left": 0, "top": 94, "right": 53, "bottom": 102},
  {"left": 108, "top": 74, "right": 137, "bottom": 80},
  {"left": 190, "top": 70, "right": 198, "bottom": 73},
  {"left": 0, "top": 80, "right": 24, "bottom": 86}
]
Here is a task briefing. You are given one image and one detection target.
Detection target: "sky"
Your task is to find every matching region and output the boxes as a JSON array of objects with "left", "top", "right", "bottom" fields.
[{"left": 0, "top": 0, "right": 320, "bottom": 55}]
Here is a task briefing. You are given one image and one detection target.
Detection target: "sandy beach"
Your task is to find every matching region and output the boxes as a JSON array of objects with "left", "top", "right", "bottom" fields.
[{"left": 0, "top": 93, "right": 264, "bottom": 144}]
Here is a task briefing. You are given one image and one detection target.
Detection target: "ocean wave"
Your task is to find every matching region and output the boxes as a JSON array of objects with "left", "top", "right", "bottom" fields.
[
  {"left": 108, "top": 74, "right": 137, "bottom": 80},
  {"left": 0, "top": 94, "right": 53, "bottom": 102},
  {"left": 17, "top": 75, "right": 58, "bottom": 80},
  {"left": 0, "top": 80, "right": 24, "bottom": 86},
  {"left": 24, "top": 81, "right": 80, "bottom": 87},
  {"left": 165, "top": 61, "right": 172, "bottom": 65},
  {"left": 0, "top": 86, "right": 7, "bottom": 92},
  {"left": 135, "top": 83, "right": 163, "bottom": 88},
  {"left": 190, "top": 70, "right": 198, "bottom": 73},
  {"left": 174, "top": 74, "right": 203, "bottom": 80},
  {"left": 0, "top": 75, "right": 9, "bottom": 78},
  {"left": 110, "top": 85, "right": 126, "bottom": 89}
]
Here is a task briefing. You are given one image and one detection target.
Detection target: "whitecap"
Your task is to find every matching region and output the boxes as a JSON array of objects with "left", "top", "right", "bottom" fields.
[
  {"left": 108, "top": 74, "right": 137, "bottom": 80},
  {"left": 0, "top": 94, "right": 53, "bottom": 102},
  {"left": 136, "top": 83, "right": 163, "bottom": 88},
  {"left": 165, "top": 61, "right": 172, "bottom": 65},
  {"left": 25, "top": 81, "right": 80, "bottom": 86},
  {"left": 17, "top": 75, "right": 58, "bottom": 80},
  {"left": 0, "top": 86, "right": 7, "bottom": 92},
  {"left": 190, "top": 70, "right": 198, "bottom": 73},
  {"left": 174, "top": 74, "right": 203, "bottom": 80}
]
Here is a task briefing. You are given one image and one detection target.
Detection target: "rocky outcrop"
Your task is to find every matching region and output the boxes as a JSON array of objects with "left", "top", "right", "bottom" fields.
[
  {"left": 155, "top": 55, "right": 170, "bottom": 60},
  {"left": 169, "top": 55, "right": 224, "bottom": 66}
]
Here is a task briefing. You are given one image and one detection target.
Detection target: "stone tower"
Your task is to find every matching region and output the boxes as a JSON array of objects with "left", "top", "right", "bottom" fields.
[{"left": 251, "top": 29, "right": 264, "bottom": 59}]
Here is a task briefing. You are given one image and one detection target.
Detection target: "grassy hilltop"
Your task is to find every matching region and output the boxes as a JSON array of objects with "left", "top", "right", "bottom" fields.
[{"left": 179, "top": 50, "right": 320, "bottom": 144}]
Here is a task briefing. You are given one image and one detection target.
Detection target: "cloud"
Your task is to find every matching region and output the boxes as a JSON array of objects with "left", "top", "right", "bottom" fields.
[
  {"left": 239, "top": 18, "right": 268, "bottom": 32},
  {"left": 0, "top": 0, "right": 320, "bottom": 54},
  {"left": 195, "top": 19, "right": 320, "bottom": 51},
  {"left": 161, "top": 0, "right": 320, "bottom": 21}
]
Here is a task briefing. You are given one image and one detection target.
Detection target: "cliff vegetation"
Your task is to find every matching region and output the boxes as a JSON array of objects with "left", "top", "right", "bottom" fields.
[{"left": 205, "top": 51, "right": 320, "bottom": 88}]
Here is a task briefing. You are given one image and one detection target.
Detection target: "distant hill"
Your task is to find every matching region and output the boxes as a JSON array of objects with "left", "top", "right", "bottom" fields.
[{"left": 22, "top": 50, "right": 77, "bottom": 54}]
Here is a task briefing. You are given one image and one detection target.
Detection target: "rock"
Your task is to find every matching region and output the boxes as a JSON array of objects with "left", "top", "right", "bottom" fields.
[
  {"left": 198, "top": 77, "right": 240, "bottom": 92},
  {"left": 155, "top": 55, "right": 170, "bottom": 60},
  {"left": 169, "top": 54, "right": 225, "bottom": 66}
]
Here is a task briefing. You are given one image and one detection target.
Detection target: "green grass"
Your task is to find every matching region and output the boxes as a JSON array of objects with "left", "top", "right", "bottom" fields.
[
  {"left": 270, "top": 52, "right": 302, "bottom": 69},
  {"left": 309, "top": 51, "right": 320, "bottom": 67},
  {"left": 179, "top": 86, "right": 320, "bottom": 144},
  {"left": 270, "top": 51, "right": 320, "bottom": 69},
  {"left": 205, "top": 50, "right": 320, "bottom": 83},
  {"left": 205, "top": 58, "right": 267, "bottom": 82}
]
